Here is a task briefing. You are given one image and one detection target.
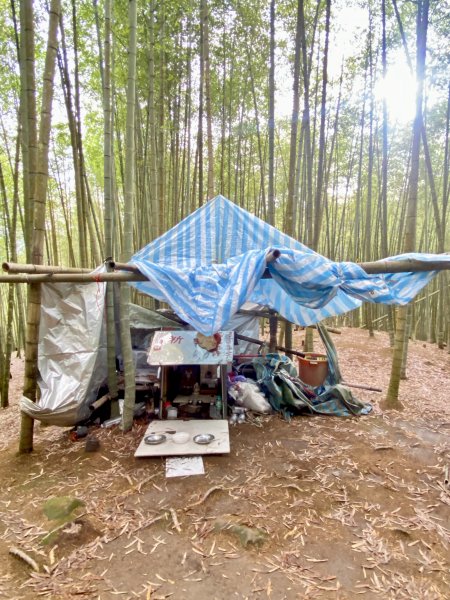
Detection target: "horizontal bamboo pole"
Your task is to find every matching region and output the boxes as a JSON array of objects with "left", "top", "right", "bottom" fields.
[
  {"left": 106, "top": 261, "right": 139, "bottom": 273},
  {"left": 89, "top": 393, "right": 111, "bottom": 411},
  {"left": 2, "top": 262, "right": 91, "bottom": 274},
  {"left": 236, "top": 332, "right": 306, "bottom": 357},
  {"left": 341, "top": 381, "right": 382, "bottom": 392},
  {"left": 358, "top": 256, "right": 450, "bottom": 274},
  {"left": 266, "top": 249, "right": 281, "bottom": 263},
  {"left": 108, "top": 249, "right": 282, "bottom": 273},
  {"left": 1, "top": 254, "right": 449, "bottom": 284},
  {"left": 0, "top": 272, "right": 147, "bottom": 283}
]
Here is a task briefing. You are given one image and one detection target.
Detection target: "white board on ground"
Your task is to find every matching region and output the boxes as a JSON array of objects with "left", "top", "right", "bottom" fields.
[{"left": 166, "top": 456, "right": 205, "bottom": 478}]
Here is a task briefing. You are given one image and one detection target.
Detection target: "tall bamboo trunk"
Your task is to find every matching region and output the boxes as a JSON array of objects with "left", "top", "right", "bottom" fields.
[
  {"left": 148, "top": 0, "right": 159, "bottom": 241},
  {"left": 157, "top": 7, "right": 165, "bottom": 233},
  {"left": 201, "top": 0, "right": 215, "bottom": 200},
  {"left": 312, "top": 0, "right": 331, "bottom": 252},
  {"left": 284, "top": 0, "right": 304, "bottom": 355},
  {"left": 364, "top": 17, "right": 375, "bottom": 337},
  {"left": 102, "top": 0, "right": 118, "bottom": 406},
  {"left": 267, "top": 0, "right": 275, "bottom": 227},
  {"left": 0, "top": 126, "right": 22, "bottom": 406},
  {"left": 299, "top": 0, "right": 316, "bottom": 355},
  {"left": 120, "top": 0, "right": 137, "bottom": 432},
  {"left": 384, "top": 0, "right": 429, "bottom": 410},
  {"left": 19, "top": 0, "right": 37, "bottom": 261},
  {"left": 20, "top": 0, "right": 61, "bottom": 453}
]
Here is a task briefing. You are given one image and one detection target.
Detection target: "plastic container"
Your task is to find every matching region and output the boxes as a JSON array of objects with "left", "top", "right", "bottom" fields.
[
  {"left": 209, "top": 395, "right": 222, "bottom": 419},
  {"left": 297, "top": 353, "right": 328, "bottom": 387},
  {"left": 167, "top": 406, "right": 178, "bottom": 419},
  {"left": 215, "top": 395, "right": 222, "bottom": 418}
]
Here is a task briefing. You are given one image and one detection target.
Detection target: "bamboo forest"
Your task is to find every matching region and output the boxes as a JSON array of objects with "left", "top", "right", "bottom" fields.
[
  {"left": 0, "top": 1, "right": 450, "bottom": 597},
  {"left": 0, "top": 0, "right": 449, "bottom": 409}
]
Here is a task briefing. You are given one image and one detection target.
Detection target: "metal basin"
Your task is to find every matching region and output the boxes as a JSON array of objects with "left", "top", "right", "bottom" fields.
[
  {"left": 144, "top": 433, "right": 167, "bottom": 445},
  {"left": 193, "top": 433, "right": 215, "bottom": 445}
]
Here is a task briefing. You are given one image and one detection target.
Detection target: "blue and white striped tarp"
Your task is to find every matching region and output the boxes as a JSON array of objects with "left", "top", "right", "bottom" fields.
[{"left": 131, "top": 195, "right": 449, "bottom": 335}]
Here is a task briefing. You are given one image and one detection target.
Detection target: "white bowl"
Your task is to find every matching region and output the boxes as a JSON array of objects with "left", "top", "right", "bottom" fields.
[{"left": 172, "top": 431, "right": 189, "bottom": 444}]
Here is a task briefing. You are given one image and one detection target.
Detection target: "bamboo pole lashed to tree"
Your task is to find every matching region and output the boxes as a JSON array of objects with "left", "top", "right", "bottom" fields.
[
  {"left": 3, "top": 262, "right": 91, "bottom": 274},
  {"left": 0, "top": 271, "right": 148, "bottom": 284},
  {"left": 2, "top": 254, "right": 450, "bottom": 284}
]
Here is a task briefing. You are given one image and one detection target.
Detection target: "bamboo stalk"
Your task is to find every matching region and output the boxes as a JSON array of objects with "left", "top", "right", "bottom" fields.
[
  {"left": 1, "top": 255, "right": 450, "bottom": 284},
  {"left": 119, "top": 255, "right": 450, "bottom": 276},
  {"left": 369, "top": 313, "right": 389, "bottom": 325},
  {"left": 108, "top": 249, "right": 281, "bottom": 273},
  {"left": 341, "top": 381, "right": 382, "bottom": 392},
  {"left": 0, "top": 272, "right": 147, "bottom": 283},
  {"left": 2, "top": 262, "right": 91, "bottom": 274},
  {"left": 236, "top": 333, "right": 307, "bottom": 357},
  {"left": 266, "top": 249, "right": 281, "bottom": 262},
  {"left": 358, "top": 256, "right": 450, "bottom": 274},
  {"left": 89, "top": 393, "right": 110, "bottom": 411},
  {"left": 106, "top": 261, "right": 139, "bottom": 273}
]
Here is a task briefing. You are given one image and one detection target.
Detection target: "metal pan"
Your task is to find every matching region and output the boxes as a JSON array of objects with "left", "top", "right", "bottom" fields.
[
  {"left": 144, "top": 433, "right": 167, "bottom": 445},
  {"left": 193, "top": 433, "right": 215, "bottom": 445}
]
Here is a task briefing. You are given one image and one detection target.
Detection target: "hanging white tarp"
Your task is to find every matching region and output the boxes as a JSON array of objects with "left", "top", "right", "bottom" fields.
[
  {"left": 19, "top": 277, "right": 192, "bottom": 426},
  {"left": 20, "top": 273, "right": 108, "bottom": 426}
]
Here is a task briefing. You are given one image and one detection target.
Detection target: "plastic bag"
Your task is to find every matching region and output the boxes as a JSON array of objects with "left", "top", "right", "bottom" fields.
[{"left": 230, "top": 381, "right": 271, "bottom": 413}]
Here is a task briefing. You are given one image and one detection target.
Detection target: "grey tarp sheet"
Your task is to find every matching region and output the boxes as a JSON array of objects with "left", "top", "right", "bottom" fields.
[
  {"left": 20, "top": 278, "right": 182, "bottom": 426},
  {"left": 20, "top": 274, "right": 108, "bottom": 426}
]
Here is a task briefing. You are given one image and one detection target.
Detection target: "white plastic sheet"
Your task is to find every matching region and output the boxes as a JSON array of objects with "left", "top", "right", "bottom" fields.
[{"left": 20, "top": 272, "right": 107, "bottom": 426}]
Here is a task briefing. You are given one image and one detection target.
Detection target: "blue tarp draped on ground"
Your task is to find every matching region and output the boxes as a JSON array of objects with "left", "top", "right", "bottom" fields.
[{"left": 130, "top": 195, "right": 449, "bottom": 335}]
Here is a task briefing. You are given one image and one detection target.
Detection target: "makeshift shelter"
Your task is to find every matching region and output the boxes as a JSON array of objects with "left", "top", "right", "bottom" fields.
[{"left": 14, "top": 195, "right": 450, "bottom": 427}]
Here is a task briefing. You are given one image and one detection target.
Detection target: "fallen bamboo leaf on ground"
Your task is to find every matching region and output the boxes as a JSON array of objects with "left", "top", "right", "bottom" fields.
[
  {"left": 169, "top": 508, "right": 181, "bottom": 533},
  {"left": 184, "top": 486, "right": 223, "bottom": 510},
  {"left": 9, "top": 547, "right": 40, "bottom": 571}
]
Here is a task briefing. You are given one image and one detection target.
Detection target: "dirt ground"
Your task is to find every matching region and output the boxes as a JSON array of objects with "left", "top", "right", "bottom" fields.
[{"left": 0, "top": 327, "right": 449, "bottom": 600}]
